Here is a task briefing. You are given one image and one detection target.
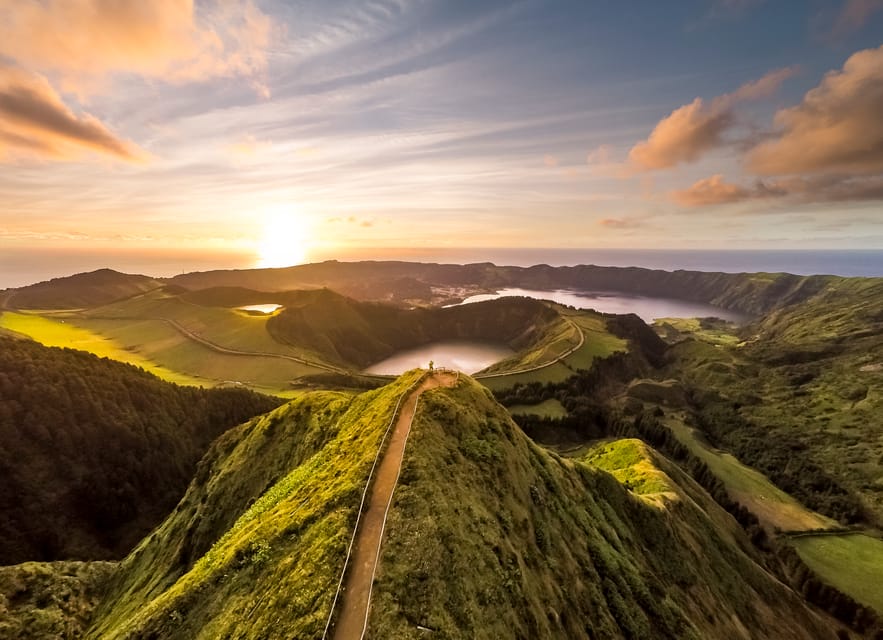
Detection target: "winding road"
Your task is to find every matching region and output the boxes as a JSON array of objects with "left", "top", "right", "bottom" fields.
[{"left": 328, "top": 370, "right": 457, "bottom": 640}]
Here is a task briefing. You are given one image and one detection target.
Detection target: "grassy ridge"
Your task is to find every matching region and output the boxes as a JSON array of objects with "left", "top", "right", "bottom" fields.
[
  {"left": 367, "top": 376, "right": 838, "bottom": 639},
  {"left": 87, "top": 371, "right": 424, "bottom": 639}
]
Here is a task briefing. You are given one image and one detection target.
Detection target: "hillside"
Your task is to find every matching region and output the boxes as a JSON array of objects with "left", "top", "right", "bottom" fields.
[
  {"left": 0, "top": 336, "right": 281, "bottom": 564},
  {"left": 3, "top": 269, "right": 161, "bottom": 310},
  {"left": 662, "top": 276, "right": 883, "bottom": 526},
  {"left": 266, "top": 290, "right": 569, "bottom": 369},
  {"left": 0, "top": 370, "right": 846, "bottom": 639},
  {"left": 165, "top": 260, "right": 853, "bottom": 315},
  {"left": 367, "top": 377, "right": 838, "bottom": 639}
]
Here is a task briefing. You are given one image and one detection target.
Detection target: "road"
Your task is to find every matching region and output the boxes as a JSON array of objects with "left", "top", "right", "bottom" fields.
[{"left": 329, "top": 370, "right": 457, "bottom": 640}]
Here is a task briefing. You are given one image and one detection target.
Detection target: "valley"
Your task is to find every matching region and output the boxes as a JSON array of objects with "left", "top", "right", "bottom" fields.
[{"left": 1, "top": 260, "right": 882, "bottom": 638}]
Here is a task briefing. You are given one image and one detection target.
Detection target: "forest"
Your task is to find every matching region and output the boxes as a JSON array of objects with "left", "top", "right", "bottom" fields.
[{"left": 0, "top": 336, "right": 281, "bottom": 564}]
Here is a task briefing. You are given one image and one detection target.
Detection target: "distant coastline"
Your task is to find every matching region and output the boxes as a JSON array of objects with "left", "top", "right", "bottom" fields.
[{"left": 2, "top": 247, "right": 882, "bottom": 290}]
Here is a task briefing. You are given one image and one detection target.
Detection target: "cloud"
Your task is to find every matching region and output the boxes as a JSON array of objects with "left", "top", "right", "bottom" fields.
[
  {"left": 543, "top": 154, "right": 559, "bottom": 167},
  {"left": 597, "top": 217, "right": 643, "bottom": 229},
  {"left": 627, "top": 98, "right": 732, "bottom": 171},
  {"left": 729, "top": 66, "right": 799, "bottom": 102},
  {"left": 628, "top": 67, "right": 795, "bottom": 171},
  {"left": 673, "top": 173, "right": 883, "bottom": 206},
  {"left": 747, "top": 45, "right": 883, "bottom": 177},
  {"left": 0, "top": 0, "right": 274, "bottom": 96},
  {"left": 226, "top": 134, "right": 272, "bottom": 159},
  {"left": 830, "top": 0, "right": 883, "bottom": 37},
  {"left": 0, "top": 66, "right": 146, "bottom": 162},
  {"left": 672, "top": 174, "right": 764, "bottom": 206}
]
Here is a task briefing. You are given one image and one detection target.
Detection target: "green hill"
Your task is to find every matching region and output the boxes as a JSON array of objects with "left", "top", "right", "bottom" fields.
[
  {"left": 0, "top": 371, "right": 846, "bottom": 639},
  {"left": 367, "top": 377, "right": 838, "bottom": 639},
  {"left": 267, "top": 290, "right": 570, "bottom": 369},
  {"left": 0, "top": 336, "right": 281, "bottom": 564},
  {"left": 4, "top": 269, "right": 161, "bottom": 310}
]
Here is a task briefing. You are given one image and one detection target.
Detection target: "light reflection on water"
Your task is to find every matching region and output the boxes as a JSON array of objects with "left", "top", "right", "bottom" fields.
[
  {"left": 454, "top": 288, "right": 749, "bottom": 323},
  {"left": 363, "top": 340, "right": 514, "bottom": 375},
  {"left": 237, "top": 304, "right": 282, "bottom": 314}
]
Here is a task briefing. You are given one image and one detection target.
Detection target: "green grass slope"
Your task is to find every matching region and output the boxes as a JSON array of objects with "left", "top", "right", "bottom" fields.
[
  {"left": 368, "top": 376, "right": 839, "bottom": 639},
  {"left": 86, "top": 371, "right": 425, "bottom": 639}
]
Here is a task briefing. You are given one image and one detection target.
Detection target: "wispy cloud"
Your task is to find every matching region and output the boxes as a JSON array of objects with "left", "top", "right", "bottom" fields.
[{"left": 830, "top": 0, "right": 883, "bottom": 38}]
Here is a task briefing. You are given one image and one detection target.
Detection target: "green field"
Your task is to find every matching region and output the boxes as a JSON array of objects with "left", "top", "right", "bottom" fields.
[
  {"left": 83, "top": 290, "right": 320, "bottom": 358},
  {"left": 0, "top": 311, "right": 204, "bottom": 387},
  {"left": 791, "top": 533, "right": 883, "bottom": 614},
  {"left": 663, "top": 414, "right": 836, "bottom": 531},
  {"left": 0, "top": 310, "right": 314, "bottom": 397},
  {"left": 507, "top": 398, "right": 567, "bottom": 418}
]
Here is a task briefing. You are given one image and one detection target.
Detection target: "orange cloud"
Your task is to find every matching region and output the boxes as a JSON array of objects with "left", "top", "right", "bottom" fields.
[
  {"left": 671, "top": 174, "right": 755, "bottom": 206},
  {"left": 628, "top": 67, "right": 796, "bottom": 171},
  {"left": 628, "top": 98, "right": 732, "bottom": 171},
  {"left": 673, "top": 173, "right": 883, "bottom": 206},
  {"left": 598, "top": 217, "right": 643, "bottom": 229},
  {"left": 729, "top": 66, "right": 799, "bottom": 102},
  {"left": 747, "top": 44, "right": 883, "bottom": 177},
  {"left": 0, "top": 0, "right": 274, "bottom": 96},
  {"left": 0, "top": 66, "right": 146, "bottom": 162}
]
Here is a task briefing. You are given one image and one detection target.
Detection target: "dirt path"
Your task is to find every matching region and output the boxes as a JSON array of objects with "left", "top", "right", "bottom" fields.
[
  {"left": 330, "top": 370, "right": 457, "bottom": 640},
  {"left": 474, "top": 317, "right": 584, "bottom": 379}
]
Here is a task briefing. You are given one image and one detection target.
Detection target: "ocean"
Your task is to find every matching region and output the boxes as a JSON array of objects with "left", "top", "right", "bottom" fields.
[{"left": 1, "top": 247, "right": 882, "bottom": 290}]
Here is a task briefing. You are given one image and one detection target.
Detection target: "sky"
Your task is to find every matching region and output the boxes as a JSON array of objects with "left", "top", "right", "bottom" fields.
[{"left": 1, "top": 0, "right": 882, "bottom": 269}]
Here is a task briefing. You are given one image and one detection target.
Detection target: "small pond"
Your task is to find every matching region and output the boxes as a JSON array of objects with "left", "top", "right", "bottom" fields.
[
  {"left": 363, "top": 340, "right": 514, "bottom": 375},
  {"left": 237, "top": 304, "right": 283, "bottom": 314}
]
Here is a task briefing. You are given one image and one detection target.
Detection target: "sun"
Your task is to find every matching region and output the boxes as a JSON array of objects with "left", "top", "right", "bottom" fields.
[{"left": 256, "top": 210, "right": 310, "bottom": 268}]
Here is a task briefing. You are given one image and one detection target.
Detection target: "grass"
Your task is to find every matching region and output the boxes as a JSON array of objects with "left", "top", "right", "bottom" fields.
[
  {"left": 366, "top": 375, "right": 838, "bottom": 639},
  {"left": 791, "top": 533, "right": 883, "bottom": 614},
  {"left": 653, "top": 317, "right": 742, "bottom": 346},
  {"left": 507, "top": 398, "right": 567, "bottom": 418},
  {"left": 478, "top": 309, "right": 626, "bottom": 391},
  {"left": 581, "top": 439, "right": 675, "bottom": 498},
  {"left": 663, "top": 414, "right": 836, "bottom": 531},
  {"left": 0, "top": 311, "right": 204, "bottom": 387},
  {"left": 87, "top": 371, "right": 425, "bottom": 639}
]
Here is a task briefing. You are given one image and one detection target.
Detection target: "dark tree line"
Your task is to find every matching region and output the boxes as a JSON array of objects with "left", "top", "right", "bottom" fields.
[
  {"left": 690, "top": 395, "right": 866, "bottom": 525},
  {"left": 0, "top": 336, "right": 282, "bottom": 564}
]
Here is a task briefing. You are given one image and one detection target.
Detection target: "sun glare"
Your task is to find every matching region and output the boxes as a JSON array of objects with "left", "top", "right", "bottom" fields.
[{"left": 256, "top": 211, "right": 310, "bottom": 268}]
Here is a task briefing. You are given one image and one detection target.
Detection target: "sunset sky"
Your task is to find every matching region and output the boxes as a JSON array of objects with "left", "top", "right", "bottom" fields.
[{"left": 1, "top": 0, "right": 882, "bottom": 268}]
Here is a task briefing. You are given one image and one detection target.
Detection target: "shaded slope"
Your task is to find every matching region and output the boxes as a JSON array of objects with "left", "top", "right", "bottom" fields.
[
  {"left": 368, "top": 376, "right": 839, "bottom": 639},
  {"left": 0, "top": 336, "right": 281, "bottom": 564},
  {"left": 5, "top": 269, "right": 160, "bottom": 310},
  {"left": 86, "top": 371, "right": 426, "bottom": 639}
]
